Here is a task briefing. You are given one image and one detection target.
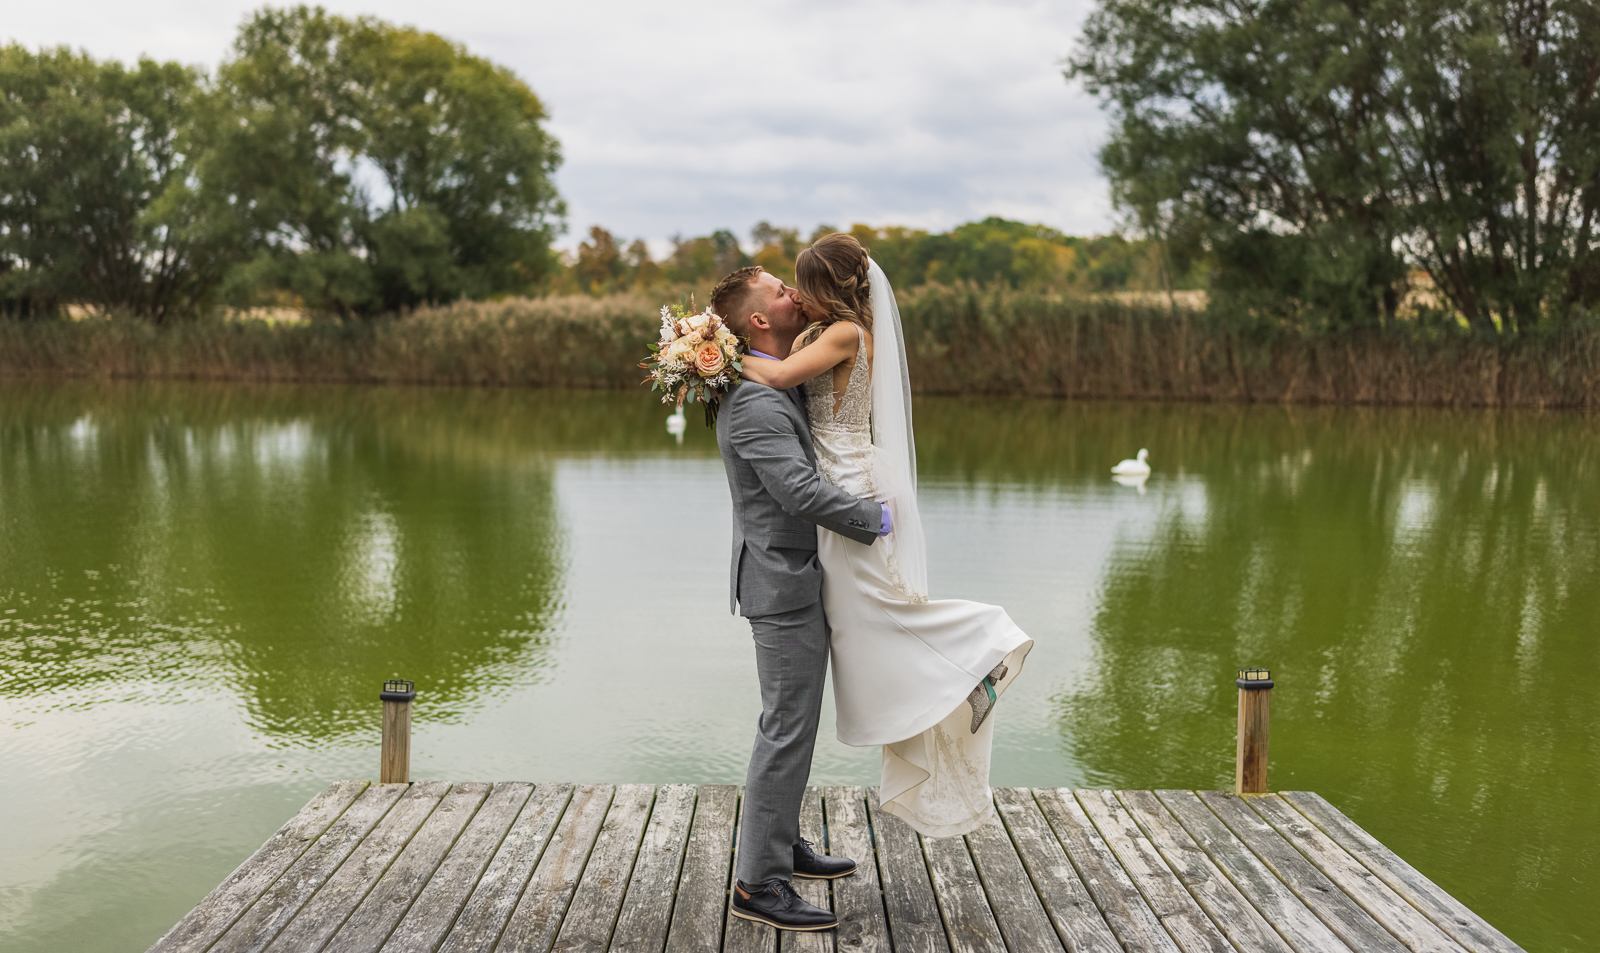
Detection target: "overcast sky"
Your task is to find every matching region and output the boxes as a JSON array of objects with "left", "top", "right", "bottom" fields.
[{"left": 7, "top": 0, "right": 1117, "bottom": 250}]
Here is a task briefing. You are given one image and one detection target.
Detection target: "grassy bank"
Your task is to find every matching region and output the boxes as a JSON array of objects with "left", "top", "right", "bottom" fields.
[{"left": 3, "top": 288, "right": 1596, "bottom": 408}]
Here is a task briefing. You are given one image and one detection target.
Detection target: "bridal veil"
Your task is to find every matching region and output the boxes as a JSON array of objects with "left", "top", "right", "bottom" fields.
[{"left": 865, "top": 258, "right": 929, "bottom": 600}]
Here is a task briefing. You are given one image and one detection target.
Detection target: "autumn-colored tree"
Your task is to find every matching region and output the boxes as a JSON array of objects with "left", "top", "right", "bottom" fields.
[
  {"left": 751, "top": 221, "right": 800, "bottom": 281},
  {"left": 574, "top": 226, "right": 626, "bottom": 293},
  {"left": 626, "top": 239, "right": 662, "bottom": 287}
]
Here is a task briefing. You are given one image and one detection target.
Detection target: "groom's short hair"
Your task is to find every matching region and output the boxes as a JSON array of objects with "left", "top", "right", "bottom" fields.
[{"left": 711, "top": 266, "right": 765, "bottom": 335}]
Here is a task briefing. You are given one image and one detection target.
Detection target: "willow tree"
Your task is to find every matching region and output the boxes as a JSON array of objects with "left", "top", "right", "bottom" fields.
[{"left": 1070, "top": 0, "right": 1600, "bottom": 335}]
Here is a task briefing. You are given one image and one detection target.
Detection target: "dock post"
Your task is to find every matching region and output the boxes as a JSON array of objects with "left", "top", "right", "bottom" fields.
[
  {"left": 1235, "top": 668, "right": 1272, "bottom": 794},
  {"left": 380, "top": 679, "right": 416, "bottom": 784}
]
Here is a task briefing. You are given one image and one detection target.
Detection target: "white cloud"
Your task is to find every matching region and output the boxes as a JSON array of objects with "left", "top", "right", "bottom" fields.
[{"left": 6, "top": 0, "right": 1115, "bottom": 248}]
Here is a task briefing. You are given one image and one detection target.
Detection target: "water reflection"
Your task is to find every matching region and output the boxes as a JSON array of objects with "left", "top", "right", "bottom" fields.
[
  {"left": 1, "top": 383, "right": 1595, "bottom": 952},
  {"left": 1052, "top": 404, "right": 1599, "bottom": 943},
  {"left": 0, "top": 382, "right": 588, "bottom": 740}
]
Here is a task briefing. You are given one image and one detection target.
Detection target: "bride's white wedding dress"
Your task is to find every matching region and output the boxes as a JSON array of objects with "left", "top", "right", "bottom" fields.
[{"left": 805, "top": 263, "right": 1033, "bottom": 837}]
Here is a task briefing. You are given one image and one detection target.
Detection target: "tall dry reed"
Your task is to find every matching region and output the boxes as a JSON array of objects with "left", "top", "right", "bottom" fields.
[
  {"left": 3, "top": 288, "right": 1596, "bottom": 407},
  {"left": 0, "top": 295, "right": 657, "bottom": 389},
  {"left": 899, "top": 285, "right": 1600, "bottom": 408}
]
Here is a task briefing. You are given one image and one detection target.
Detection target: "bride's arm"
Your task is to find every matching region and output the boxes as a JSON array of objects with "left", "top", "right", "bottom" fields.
[{"left": 740, "top": 321, "right": 858, "bottom": 388}]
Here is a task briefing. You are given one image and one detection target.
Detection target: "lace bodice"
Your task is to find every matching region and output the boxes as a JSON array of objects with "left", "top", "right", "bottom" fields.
[
  {"left": 802, "top": 322, "right": 880, "bottom": 503},
  {"left": 803, "top": 323, "right": 871, "bottom": 435}
]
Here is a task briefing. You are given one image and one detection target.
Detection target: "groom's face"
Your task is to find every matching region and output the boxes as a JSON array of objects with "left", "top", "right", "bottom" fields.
[{"left": 750, "top": 272, "right": 804, "bottom": 337}]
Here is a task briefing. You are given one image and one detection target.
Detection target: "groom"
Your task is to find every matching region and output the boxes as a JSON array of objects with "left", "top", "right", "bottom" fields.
[{"left": 710, "top": 265, "right": 891, "bottom": 932}]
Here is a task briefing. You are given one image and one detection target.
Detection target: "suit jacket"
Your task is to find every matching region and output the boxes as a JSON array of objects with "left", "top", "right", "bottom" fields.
[{"left": 716, "top": 381, "right": 881, "bottom": 618}]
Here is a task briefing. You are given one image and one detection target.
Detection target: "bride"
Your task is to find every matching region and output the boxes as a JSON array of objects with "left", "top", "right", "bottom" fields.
[{"left": 739, "top": 233, "right": 1033, "bottom": 836}]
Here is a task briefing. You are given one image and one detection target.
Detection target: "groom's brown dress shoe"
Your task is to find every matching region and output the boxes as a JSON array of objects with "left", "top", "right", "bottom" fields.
[
  {"left": 731, "top": 879, "right": 839, "bottom": 931},
  {"left": 792, "top": 838, "right": 857, "bottom": 879}
]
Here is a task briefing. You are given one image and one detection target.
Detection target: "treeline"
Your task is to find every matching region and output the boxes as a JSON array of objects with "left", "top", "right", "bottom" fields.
[
  {"left": 558, "top": 218, "right": 1197, "bottom": 297},
  {"left": 0, "top": 6, "right": 562, "bottom": 321}
]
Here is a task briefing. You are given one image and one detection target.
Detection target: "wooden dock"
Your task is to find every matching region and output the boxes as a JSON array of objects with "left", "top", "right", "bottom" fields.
[{"left": 148, "top": 782, "right": 1525, "bottom": 953}]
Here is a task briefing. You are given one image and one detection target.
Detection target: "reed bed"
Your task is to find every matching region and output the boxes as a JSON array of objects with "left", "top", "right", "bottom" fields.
[
  {"left": 3, "top": 287, "right": 1596, "bottom": 408},
  {"left": 900, "top": 286, "right": 1600, "bottom": 409}
]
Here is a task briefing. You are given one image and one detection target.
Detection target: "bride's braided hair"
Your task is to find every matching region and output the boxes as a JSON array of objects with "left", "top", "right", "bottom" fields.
[{"left": 796, "top": 232, "right": 873, "bottom": 332}]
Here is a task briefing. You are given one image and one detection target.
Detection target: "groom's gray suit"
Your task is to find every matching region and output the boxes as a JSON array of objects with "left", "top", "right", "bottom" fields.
[{"left": 717, "top": 380, "right": 881, "bottom": 886}]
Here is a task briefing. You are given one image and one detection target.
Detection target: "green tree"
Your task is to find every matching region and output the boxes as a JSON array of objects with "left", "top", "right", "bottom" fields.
[
  {"left": 0, "top": 46, "right": 225, "bottom": 319},
  {"left": 851, "top": 218, "right": 1147, "bottom": 291},
  {"left": 1382, "top": 0, "right": 1600, "bottom": 332},
  {"left": 1069, "top": 0, "right": 1600, "bottom": 334},
  {"left": 1069, "top": 0, "right": 1409, "bottom": 330},
  {"left": 666, "top": 234, "right": 716, "bottom": 285},
  {"left": 201, "top": 6, "right": 563, "bottom": 315}
]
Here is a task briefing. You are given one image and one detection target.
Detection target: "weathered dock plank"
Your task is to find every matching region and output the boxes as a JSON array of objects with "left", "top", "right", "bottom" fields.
[
  {"left": 610, "top": 783, "right": 697, "bottom": 953},
  {"left": 381, "top": 782, "right": 534, "bottom": 953},
  {"left": 991, "top": 788, "right": 1122, "bottom": 953},
  {"left": 1198, "top": 790, "right": 1410, "bottom": 953},
  {"left": 664, "top": 785, "right": 736, "bottom": 953},
  {"left": 1154, "top": 789, "right": 1353, "bottom": 953},
  {"left": 1114, "top": 790, "right": 1296, "bottom": 953},
  {"left": 1247, "top": 794, "right": 1470, "bottom": 953},
  {"left": 149, "top": 783, "right": 1525, "bottom": 953},
  {"left": 1033, "top": 787, "right": 1181, "bottom": 953},
  {"left": 209, "top": 782, "right": 407, "bottom": 953},
  {"left": 866, "top": 789, "right": 950, "bottom": 953},
  {"left": 1280, "top": 792, "right": 1526, "bottom": 953},
  {"left": 965, "top": 808, "right": 1061, "bottom": 953},
  {"left": 551, "top": 783, "right": 656, "bottom": 953},
  {"left": 1076, "top": 789, "right": 1232, "bottom": 953},
  {"left": 148, "top": 779, "right": 370, "bottom": 953},
  {"left": 434, "top": 782, "right": 574, "bottom": 953},
  {"left": 332, "top": 782, "right": 491, "bottom": 953},
  {"left": 264, "top": 781, "right": 452, "bottom": 953},
  {"left": 824, "top": 786, "right": 891, "bottom": 953},
  {"left": 921, "top": 823, "right": 1005, "bottom": 953},
  {"left": 494, "top": 783, "right": 615, "bottom": 953}
]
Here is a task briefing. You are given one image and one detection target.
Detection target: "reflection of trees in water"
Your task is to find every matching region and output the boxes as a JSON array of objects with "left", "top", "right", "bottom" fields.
[
  {"left": 1, "top": 381, "right": 716, "bottom": 741},
  {"left": 1055, "top": 403, "right": 1599, "bottom": 944}
]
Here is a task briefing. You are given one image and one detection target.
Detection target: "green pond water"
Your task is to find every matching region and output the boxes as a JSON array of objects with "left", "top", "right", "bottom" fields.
[{"left": 0, "top": 380, "right": 1595, "bottom": 952}]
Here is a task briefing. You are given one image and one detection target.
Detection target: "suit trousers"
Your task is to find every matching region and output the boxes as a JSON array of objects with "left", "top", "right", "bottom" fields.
[{"left": 735, "top": 599, "right": 830, "bottom": 886}]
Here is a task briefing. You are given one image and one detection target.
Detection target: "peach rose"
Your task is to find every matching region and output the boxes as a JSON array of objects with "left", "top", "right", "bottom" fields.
[{"left": 695, "top": 342, "right": 727, "bottom": 376}]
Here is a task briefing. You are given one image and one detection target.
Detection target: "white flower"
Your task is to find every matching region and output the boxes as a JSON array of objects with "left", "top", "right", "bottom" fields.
[{"left": 666, "top": 338, "right": 695, "bottom": 362}]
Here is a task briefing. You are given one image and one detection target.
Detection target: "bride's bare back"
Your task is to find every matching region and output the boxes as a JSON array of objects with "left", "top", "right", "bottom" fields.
[
  {"left": 738, "top": 317, "right": 871, "bottom": 417},
  {"left": 793, "top": 320, "right": 873, "bottom": 418}
]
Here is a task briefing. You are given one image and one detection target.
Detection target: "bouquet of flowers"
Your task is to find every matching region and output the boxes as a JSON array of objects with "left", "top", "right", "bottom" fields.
[{"left": 641, "top": 300, "right": 744, "bottom": 426}]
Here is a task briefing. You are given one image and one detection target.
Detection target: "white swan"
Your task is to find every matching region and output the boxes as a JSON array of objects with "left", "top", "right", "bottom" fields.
[
  {"left": 666, "top": 407, "right": 687, "bottom": 443},
  {"left": 1111, "top": 448, "right": 1150, "bottom": 476}
]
